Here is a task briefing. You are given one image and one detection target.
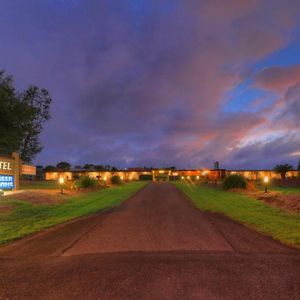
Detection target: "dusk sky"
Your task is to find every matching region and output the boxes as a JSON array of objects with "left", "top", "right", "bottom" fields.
[{"left": 1, "top": 0, "right": 300, "bottom": 169}]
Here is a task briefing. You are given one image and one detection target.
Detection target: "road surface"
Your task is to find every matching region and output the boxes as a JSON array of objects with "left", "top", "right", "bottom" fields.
[{"left": 0, "top": 182, "right": 299, "bottom": 299}]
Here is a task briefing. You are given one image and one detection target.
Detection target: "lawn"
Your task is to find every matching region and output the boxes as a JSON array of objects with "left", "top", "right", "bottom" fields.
[
  {"left": 174, "top": 182, "right": 300, "bottom": 247},
  {"left": 0, "top": 181, "right": 147, "bottom": 244}
]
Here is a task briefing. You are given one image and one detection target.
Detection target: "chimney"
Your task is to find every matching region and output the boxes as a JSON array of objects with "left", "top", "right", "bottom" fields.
[{"left": 213, "top": 161, "right": 219, "bottom": 170}]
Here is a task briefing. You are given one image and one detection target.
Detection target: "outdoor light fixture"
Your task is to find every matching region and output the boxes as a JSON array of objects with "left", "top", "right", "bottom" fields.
[
  {"left": 58, "top": 177, "right": 65, "bottom": 194},
  {"left": 264, "top": 176, "right": 269, "bottom": 193},
  {"left": 181, "top": 176, "right": 184, "bottom": 179},
  {"left": 121, "top": 176, "right": 124, "bottom": 180},
  {"left": 196, "top": 176, "right": 199, "bottom": 179},
  {"left": 159, "top": 170, "right": 164, "bottom": 174},
  {"left": 187, "top": 176, "right": 190, "bottom": 179}
]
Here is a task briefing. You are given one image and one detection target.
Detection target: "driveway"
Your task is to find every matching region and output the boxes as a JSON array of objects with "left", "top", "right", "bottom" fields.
[{"left": 0, "top": 182, "right": 299, "bottom": 299}]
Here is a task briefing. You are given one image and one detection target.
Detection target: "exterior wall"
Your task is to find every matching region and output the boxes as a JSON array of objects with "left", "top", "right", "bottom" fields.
[
  {"left": 45, "top": 171, "right": 73, "bottom": 181},
  {"left": 45, "top": 171, "right": 140, "bottom": 182},
  {"left": 45, "top": 169, "right": 299, "bottom": 182},
  {"left": 225, "top": 170, "right": 298, "bottom": 180}
]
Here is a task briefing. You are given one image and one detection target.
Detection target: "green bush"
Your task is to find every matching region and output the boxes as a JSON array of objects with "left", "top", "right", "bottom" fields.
[
  {"left": 223, "top": 174, "right": 247, "bottom": 190},
  {"left": 111, "top": 175, "right": 122, "bottom": 185},
  {"left": 77, "top": 176, "right": 97, "bottom": 188}
]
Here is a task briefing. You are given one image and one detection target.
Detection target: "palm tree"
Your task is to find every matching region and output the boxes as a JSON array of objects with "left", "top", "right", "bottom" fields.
[{"left": 274, "top": 164, "right": 293, "bottom": 179}]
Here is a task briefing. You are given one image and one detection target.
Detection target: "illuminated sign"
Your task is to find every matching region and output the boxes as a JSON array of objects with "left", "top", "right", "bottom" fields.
[
  {"left": 0, "top": 175, "right": 14, "bottom": 189},
  {"left": 0, "top": 161, "right": 12, "bottom": 170},
  {"left": 21, "top": 164, "right": 36, "bottom": 176},
  {"left": 0, "top": 159, "right": 15, "bottom": 175}
]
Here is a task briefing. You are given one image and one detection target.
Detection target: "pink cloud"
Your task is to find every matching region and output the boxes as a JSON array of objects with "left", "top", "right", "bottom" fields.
[{"left": 254, "top": 65, "right": 300, "bottom": 93}]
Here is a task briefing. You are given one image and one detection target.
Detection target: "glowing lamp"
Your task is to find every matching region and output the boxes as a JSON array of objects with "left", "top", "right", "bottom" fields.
[
  {"left": 264, "top": 176, "right": 269, "bottom": 193},
  {"left": 181, "top": 176, "right": 184, "bottom": 179},
  {"left": 58, "top": 177, "right": 65, "bottom": 194},
  {"left": 196, "top": 176, "right": 199, "bottom": 179},
  {"left": 187, "top": 176, "right": 190, "bottom": 179}
]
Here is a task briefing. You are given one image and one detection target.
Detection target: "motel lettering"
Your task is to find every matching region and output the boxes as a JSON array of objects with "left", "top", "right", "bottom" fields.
[{"left": 0, "top": 161, "right": 12, "bottom": 171}]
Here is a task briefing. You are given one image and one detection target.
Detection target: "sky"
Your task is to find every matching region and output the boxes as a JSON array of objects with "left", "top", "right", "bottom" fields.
[{"left": 0, "top": 0, "right": 300, "bottom": 169}]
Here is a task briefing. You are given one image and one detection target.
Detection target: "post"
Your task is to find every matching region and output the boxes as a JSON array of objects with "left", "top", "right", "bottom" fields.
[{"left": 12, "top": 152, "right": 20, "bottom": 191}]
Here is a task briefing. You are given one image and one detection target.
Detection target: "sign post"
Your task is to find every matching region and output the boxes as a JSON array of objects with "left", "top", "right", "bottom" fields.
[{"left": 12, "top": 152, "right": 20, "bottom": 191}]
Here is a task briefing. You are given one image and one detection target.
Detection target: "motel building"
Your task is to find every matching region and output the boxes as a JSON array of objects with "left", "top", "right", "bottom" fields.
[{"left": 44, "top": 168, "right": 299, "bottom": 183}]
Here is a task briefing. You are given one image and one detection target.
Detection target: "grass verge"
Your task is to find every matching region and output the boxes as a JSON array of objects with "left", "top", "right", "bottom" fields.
[
  {"left": 174, "top": 182, "right": 300, "bottom": 247},
  {"left": 0, "top": 181, "right": 147, "bottom": 244}
]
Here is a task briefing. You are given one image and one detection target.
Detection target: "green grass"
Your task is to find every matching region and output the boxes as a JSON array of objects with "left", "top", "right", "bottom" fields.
[
  {"left": 0, "top": 181, "right": 147, "bottom": 244},
  {"left": 20, "top": 180, "right": 59, "bottom": 190},
  {"left": 174, "top": 182, "right": 300, "bottom": 247}
]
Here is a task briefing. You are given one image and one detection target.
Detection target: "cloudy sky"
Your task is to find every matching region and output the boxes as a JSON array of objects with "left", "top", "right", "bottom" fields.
[{"left": 1, "top": 0, "right": 300, "bottom": 169}]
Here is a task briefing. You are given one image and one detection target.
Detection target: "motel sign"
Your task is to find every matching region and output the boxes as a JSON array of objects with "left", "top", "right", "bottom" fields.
[{"left": 0, "top": 152, "right": 36, "bottom": 191}]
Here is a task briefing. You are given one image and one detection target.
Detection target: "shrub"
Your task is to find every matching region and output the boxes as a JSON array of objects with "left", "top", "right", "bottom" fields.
[
  {"left": 111, "top": 175, "right": 122, "bottom": 185},
  {"left": 77, "top": 176, "right": 97, "bottom": 188},
  {"left": 223, "top": 174, "right": 247, "bottom": 190}
]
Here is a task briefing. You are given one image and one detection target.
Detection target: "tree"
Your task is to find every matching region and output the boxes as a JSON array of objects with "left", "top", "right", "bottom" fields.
[
  {"left": 274, "top": 164, "right": 293, "bottom": 179},
  {"left": 111, "top": 166, "right": 118, "bottom": 171},
  {"left": 36, "top": 165, "right": 44, "bottom": 180},
  {"left": 298, "top": 160, "right": 300, "bottom": 171},
  {"left": 56, "top": 162, "right": 71, "bottom": 171},
  {"left": 0, "top": 71, "right": 52, "bottom": 162},
  {"left": 95, "top": 165, "right": 105, "bottom": 171},
  {"left": 44, "top": 165, "right": 57, "bottom": 172},
  {"left": 0, "top": 71, "right": 22, "bottom": 154},
  {"left": 83, "top": 164, "right": 94, "bottom": 170},
  {"left": 18, "top": 86, "right": 51, "bottom": 162}
]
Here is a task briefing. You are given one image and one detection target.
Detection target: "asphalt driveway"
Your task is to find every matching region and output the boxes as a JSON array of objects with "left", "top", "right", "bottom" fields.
[{"left": 0, "top": 182, "right": 299, "bottom": 299}]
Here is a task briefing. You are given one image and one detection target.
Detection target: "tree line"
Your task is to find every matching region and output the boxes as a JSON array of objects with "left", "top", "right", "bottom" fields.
[{"left": 41, "top": 162, "right": 119, "bottom": 172}]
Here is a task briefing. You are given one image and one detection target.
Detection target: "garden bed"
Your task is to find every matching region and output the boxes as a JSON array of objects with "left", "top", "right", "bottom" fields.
[
  {"left": 229, "top": 188, "right": 300, "bottom": 214},
  {"left": 4, "top": 189, "right": 75, "bottom": 205}
]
